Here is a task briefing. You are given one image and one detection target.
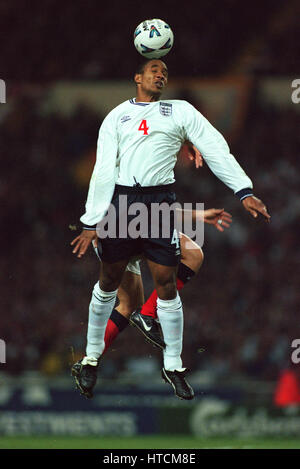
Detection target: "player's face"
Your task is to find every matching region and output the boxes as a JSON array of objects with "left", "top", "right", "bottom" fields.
[{"left": 135, "top": 60, "right": 168, "bottom": 97}]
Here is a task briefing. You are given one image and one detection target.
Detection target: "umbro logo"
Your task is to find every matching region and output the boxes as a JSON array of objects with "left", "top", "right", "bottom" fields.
[{"left": 121, "top": 115, "right": 131, "bottom": 123}]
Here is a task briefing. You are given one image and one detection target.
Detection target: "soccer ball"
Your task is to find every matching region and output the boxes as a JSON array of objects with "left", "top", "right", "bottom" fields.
[{"left": 133, "top": 19, "right": 174, "bottom": 59}]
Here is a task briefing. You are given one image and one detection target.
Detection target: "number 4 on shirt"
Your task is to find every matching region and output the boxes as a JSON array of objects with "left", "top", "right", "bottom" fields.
[{"left": 138, "top": 119, "right": 149, "bottom": 135}]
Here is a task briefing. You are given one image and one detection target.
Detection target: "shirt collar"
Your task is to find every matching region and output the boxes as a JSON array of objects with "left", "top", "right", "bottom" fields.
[{"left": 129, "top": 98, "right": 153, "bottom": 106}]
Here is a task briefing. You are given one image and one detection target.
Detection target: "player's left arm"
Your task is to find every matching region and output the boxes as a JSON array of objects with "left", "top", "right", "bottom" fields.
[
  {"left": 181, "top": 102, "right": 270, "bottom": 221},
  {"left": 185, "top": 142, "right": 269, "bottom": 221}
]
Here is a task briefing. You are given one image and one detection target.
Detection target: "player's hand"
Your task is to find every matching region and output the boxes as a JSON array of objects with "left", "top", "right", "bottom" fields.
[
  {"left": 192, "top": 208, "right": 232, "bottom": 232},
  {"left": 242, "top": 196, "right": 270, "bottom": 221},
  {"left": 71, "top": 229, "right": 97, "bottom": 258},
  {"left": 186, "top": 142, "right": 203, "bottom": 168},
  {"left": 203, "top": 208, "right": 232, "bottom": 232}
]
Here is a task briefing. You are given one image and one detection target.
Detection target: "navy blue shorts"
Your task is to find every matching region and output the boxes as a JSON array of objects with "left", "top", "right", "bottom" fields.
[{"left": 97, "top": 184, "right": 181, "bottom": 267}]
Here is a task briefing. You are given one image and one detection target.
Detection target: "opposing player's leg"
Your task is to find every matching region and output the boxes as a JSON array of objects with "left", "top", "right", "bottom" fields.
[
  {"left": 146, "top": 257, "right": 194, "bottom": 400},
  {"left": 103, "top": 265, "right": 144, "bottom": 353},
  {"left": 180, "top": 233, "right": 204, "bottom": 274},
  {"left": 71, "top": 258, "right": 129, "bottom": 398},
  {"left": 130, "top": 233, "right": 203, "bottom": 347},
  {"left": 116, "top": 259, "right": 145, "bottom": 316},
  {"left": 97, "top": 255, "right": 164, "bottom": 351}
]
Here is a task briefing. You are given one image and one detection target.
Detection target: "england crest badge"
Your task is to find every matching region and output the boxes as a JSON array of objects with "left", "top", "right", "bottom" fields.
[{"left": 159, "top": 102, "right": 172, "bottom": 116}]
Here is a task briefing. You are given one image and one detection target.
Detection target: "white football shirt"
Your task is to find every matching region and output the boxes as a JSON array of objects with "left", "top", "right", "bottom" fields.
[{"left": 80, "top": 98, "right": 253, "bottom": 226}]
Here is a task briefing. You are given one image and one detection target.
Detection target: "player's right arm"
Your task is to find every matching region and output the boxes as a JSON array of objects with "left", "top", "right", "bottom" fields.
[{"left": 71, "top": 112, "right": 119, "bottom": 258}]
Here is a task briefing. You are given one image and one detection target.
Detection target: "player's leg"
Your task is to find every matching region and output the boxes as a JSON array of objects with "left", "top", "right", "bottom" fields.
[
  {"left": 103, "top": 266, "right": 144, "bottom": 353},
  {"left": 104, "top": 257, "right": 166, "bottom": 350},
  {"left": 72, "top": 184, "right": 145, "bottom": 398},
  {"left": 146, "top": 258, "right": 194, "bottom": 400},
  {"left": 137, "top": 233, "right": 203, "bottom": 319},
  {"left": 116, "top": 260, "right": 145, "bottom": 317},
  {"left": 133, "top": 187, "right": 193, "bottom": 399},
  {"left": 92, "top": 243, "right": 145, "bottom": 351},
  {"left": 86, "top": 258, "right": 129, "bottom": 358},
  {"left": 180, "top": 233, "right": 204, "bottom": 274},
  {"left": 71, "top": 257, "right": 129, "bottom": 398}
]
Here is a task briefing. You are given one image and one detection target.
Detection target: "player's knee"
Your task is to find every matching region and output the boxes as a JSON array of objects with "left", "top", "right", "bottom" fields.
[
  {"left": 100, "top": 275, "right": 120, "bottom": 292},
  {"left": 155, "top": 276, "right": 177, "bottom": 300},
  {"left": 193, "top": 247, "right": 204, "bottom": 272},
  {"left": 182, "top": 246, "right": 204, "bottom": 273}
]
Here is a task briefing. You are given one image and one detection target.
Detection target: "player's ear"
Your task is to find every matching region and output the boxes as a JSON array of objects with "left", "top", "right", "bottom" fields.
[{"left": 134, "top": 73, "right": 142, "bottom": 85}]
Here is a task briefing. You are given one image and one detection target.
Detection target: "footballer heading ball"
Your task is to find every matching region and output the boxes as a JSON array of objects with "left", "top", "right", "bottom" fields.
[{"left": 134, "top": 19, "right": 174, "bottom": 59}]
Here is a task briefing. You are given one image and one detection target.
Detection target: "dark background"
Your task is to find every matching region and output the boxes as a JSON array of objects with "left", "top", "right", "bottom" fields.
[{"left": 1, "top": 0, "right": 298, "bottom": 81}]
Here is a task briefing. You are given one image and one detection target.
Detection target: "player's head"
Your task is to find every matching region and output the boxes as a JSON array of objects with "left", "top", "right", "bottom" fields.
[{"left": 134, "top": 59, "right": 168, "bottom": 99}]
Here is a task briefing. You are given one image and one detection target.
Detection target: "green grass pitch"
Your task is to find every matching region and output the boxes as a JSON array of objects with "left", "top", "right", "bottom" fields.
[{"left": 1, "top": 435, "right": 300, "bottom": 449}]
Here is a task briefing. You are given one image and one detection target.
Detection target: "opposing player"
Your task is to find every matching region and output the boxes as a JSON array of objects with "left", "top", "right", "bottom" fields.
[{"left": 71, "top": 59, "right": 270, "bottom": 401}]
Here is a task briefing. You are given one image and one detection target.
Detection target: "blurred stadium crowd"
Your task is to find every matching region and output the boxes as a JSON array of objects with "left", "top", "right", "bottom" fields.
[
  {"left": 1, "top": 91, "right": 299, "bottom": 380},
  {"left": 1, "top": 1, "right": 299, "bottom": 382},
  {"left": 0, "top": 0, "right": 298, "bottom": 81}
]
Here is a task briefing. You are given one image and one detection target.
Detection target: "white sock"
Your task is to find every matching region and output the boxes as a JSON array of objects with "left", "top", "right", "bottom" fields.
[
  {"left": 86, "top": 282, "right": 117, "bottom": 359},
  {"left": 156, "top": 293, "right": 184, "bottom": 371}
]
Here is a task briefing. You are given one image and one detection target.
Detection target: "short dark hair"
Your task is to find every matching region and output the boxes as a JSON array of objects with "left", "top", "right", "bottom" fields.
[
  {"left": 134, "top": 58, "right": 168, "bottom": 76},
  {"left": 135, "top": 59, "right": 153, "bottom": 75}
]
